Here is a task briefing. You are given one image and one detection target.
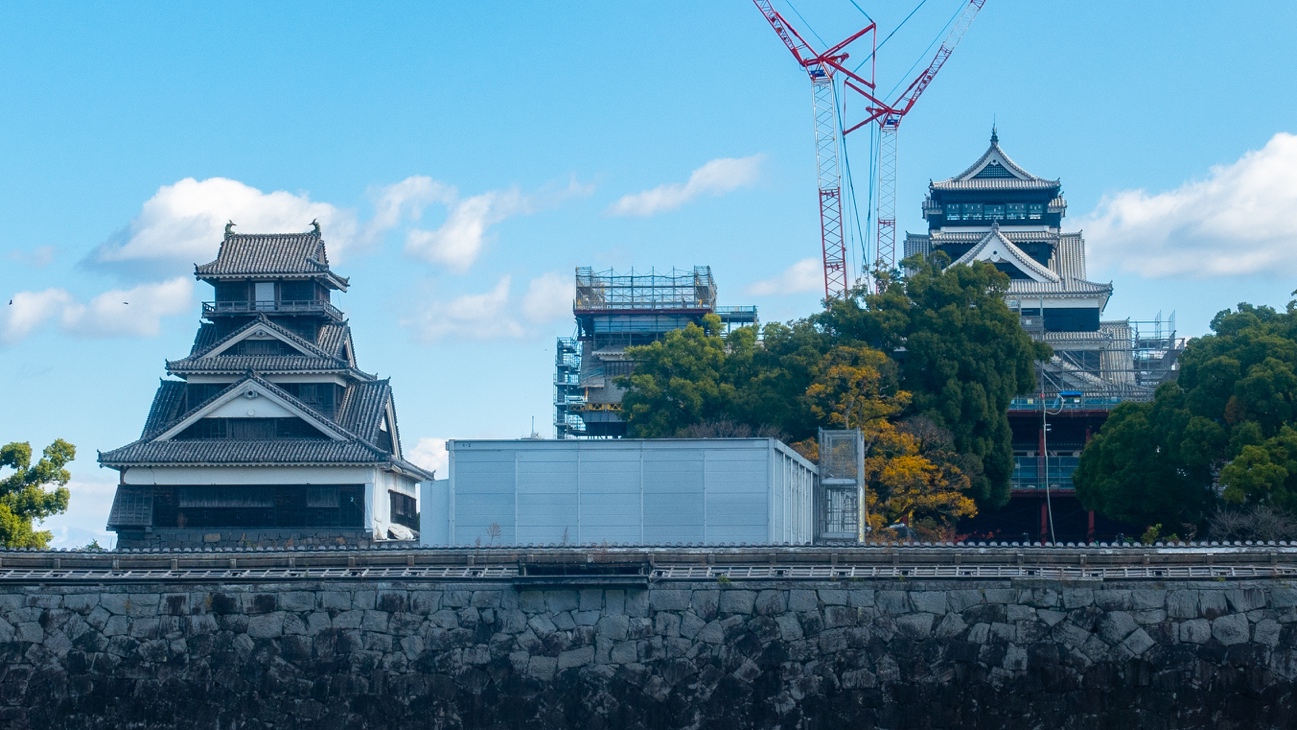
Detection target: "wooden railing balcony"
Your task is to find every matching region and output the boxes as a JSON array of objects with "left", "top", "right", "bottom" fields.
[{"left": 202, "top": 299, "right": 343, "bottom": 320}]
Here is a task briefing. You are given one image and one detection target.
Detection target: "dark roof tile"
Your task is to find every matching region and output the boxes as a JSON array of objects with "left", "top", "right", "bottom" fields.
[{"left": 195, "top": 231, "right": 348, "bottom": 289}]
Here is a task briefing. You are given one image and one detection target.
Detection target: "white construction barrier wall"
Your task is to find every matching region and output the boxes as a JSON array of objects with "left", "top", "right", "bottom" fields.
[{"left": 420, "top": 438, "right": 815, "bottom": 546}]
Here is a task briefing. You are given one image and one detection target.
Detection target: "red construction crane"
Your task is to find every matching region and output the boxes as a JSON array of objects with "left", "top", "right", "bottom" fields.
[{"left": 754, "top": 0, "right": 986, "bottom": 299}]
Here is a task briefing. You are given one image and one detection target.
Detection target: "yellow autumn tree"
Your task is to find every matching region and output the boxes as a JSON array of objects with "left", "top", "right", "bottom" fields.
[{"left": 805, "top": 345, "right": 976, "bottom": 539}]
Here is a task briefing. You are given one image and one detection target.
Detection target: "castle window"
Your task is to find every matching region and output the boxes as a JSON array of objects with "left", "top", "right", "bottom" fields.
[
  {"left": 985, "top": 205, "right": 1005, "bottom": 220},
  {"left": 1006, "top": 203, "right": 1026, "bottom": 220},
  {"left": 962, "top": 204, "right": 983, "bottom": 220},
  {"left": 1028, "top": 204, "right": 1044, "bottom": 220},
  {"left": 945, "top": 204, "right": 961, "bottom": 221}
]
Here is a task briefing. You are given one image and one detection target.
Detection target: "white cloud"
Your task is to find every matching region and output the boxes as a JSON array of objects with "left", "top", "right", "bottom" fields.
[
  {"left": 404, "top": 180, "right": 591, "bottom": 272},
  {"left": 1, "top": 277, "right": 193, "bottom": 344},
  {"left": 521, "top": 271, "right": 574, "bottom": 324},
  {"left": 1081, "top": 132, "right": 1297, "bottom": 277},
  {"left": 403, "top": 271, "right": 576, "bottom": 343},
  {"left": 6, "top": 245, "right": 55, "bottom": 267},
  {"left": 404, "top": 277, "right": 525, "bottom": 342},
  {"left": 366, "top": 176, "right": 457, "bottom": 240},
  {"left": 90, "top": 177, "right": 357, "bottom": 274},
  {"left": 406, "top": 437, "right": 448, "bottom": 478},
  {"left": 746, "top": 258, "right": 823, "bottom": 296},
  {"left": 609, "top": 155, "right": 764, "bottom": 216}
]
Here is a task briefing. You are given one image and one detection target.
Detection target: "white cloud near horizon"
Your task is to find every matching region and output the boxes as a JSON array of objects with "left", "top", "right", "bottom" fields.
[
  {"left": 609, "top": 155, "right": 764, "bottom": 216},
  {"left": 1082, "top": 132, "right": 1297, "bottom": 277},
  {"left": 41, "top": 478, "right": 119, "bottom": 550},
  {"left": 406, "top": 437, "right": 449, "bottom": 478},
  {"left": 404, "top": 179, "right": 591, "bottom": 272},
  {"left": 403, "top": 271, "right": 573, "bottom": 343},
  {"left": 1, "top": 277, "right": 193, "bottom": 345},
  {"left": 746, "top": 258, "right": 823, "bottom": 296},
  {"left": 90, "top": 177, "right": 358, "bottom": 274}
]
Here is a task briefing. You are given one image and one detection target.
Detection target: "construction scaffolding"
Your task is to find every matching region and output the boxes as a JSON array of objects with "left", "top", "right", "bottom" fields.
[
  {"left": 816, "top": 429, "right": 867, "bottom": 543},
  {"left": 556, "top": 266, "right": 758, "bottom": 438},
  {"left": 1010, "top": 310, "right": 1184, "bottom": 405}
]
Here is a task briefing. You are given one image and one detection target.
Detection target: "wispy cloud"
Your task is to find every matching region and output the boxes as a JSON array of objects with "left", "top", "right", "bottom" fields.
[
  {"left": 404, "top": 180, "right": 591, "bottom": 272},
  {"left": 6, "top": 245, "right": 55, "bottom": 267},
  {"left": 403, "top": 271, "right": 574, "bottom": 343},
  {"left": 88, "top": 177, "right": 357, "bottom": 277},
  {"left": 406, "top": 437, "right": 448, "bottom": 478},
  {"left": 609, "top": 155, "right": 764, "bottom": 216},
  {"left": 1, "top": 277, "right": 193, "bottom": 345},
  {"left": 1082, "top": 132, "right": 1297, "bottom": 277},
  {"left": 746, "top": 258, "right": 823, "bottom": 296}
]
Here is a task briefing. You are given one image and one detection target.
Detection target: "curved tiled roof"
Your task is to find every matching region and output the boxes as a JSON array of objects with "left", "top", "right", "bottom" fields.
[
  {"left": 195, "top": 230, "right": 348, "bottom": 289},
  {"left": 933, "top": 132, "right": 1060, "bottom": 192},
  {"left": 952, "top": 228, "right": 1060, "bottom": 283}
]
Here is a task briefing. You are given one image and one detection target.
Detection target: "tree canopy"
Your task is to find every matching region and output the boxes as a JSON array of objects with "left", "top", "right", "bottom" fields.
[
  {"left": 619, "top": 258, "right": 1048, "bottom": 527},
  {"left": 0, "top": 439, "right": 74, "bottom": 548},
  {"left": 1075, "top": 302, "right": 1297, "bottom": 531}
]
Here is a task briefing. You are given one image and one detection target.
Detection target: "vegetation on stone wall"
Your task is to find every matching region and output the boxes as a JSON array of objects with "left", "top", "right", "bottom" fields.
[
  {"left": 1076, "top": 301, "right": 1297, "bottom": 538},
  {"left": 620, "top": 259, "right": 1046, "bottom": 532},
  {"left": 0, "top": 438, "right": 73, "bottom": 548}
]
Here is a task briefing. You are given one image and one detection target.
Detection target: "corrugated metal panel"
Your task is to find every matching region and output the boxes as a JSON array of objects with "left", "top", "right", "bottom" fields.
[{"left": 430, "top": 439, "right": 816, "bottom": 546}]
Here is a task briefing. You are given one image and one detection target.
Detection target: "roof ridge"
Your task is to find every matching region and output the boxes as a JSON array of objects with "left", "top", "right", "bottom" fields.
[
  {"left": 189, "top": 315, "right": 342, "bottom": 362},
  {"left": 952, "top": 228, "right": 1060, "bottom": 283}
]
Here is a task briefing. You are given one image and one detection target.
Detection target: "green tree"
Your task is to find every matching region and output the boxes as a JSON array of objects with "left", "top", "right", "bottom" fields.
[
  {"left": 621, "top": 314, "right": 736, "bottom": 438},
  {"left": 1076, "top": 298, "right": 1297, "bottom": 533},
  {"left": 819, "top": 257, "right": 1050, "bottom": 508},
  {"left": 0, "top": 439, "right": 74, "bottom": 548}
]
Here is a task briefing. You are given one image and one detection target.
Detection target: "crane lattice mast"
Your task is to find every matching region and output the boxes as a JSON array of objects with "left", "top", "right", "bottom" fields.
[{"left": 754, "top": 0, "right": 986, "bottom": 297}]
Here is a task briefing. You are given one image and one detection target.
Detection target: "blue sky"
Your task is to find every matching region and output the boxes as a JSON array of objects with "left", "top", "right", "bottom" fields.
[{"left": 3, "top": 1, "right": 1296, "bottom": 547}]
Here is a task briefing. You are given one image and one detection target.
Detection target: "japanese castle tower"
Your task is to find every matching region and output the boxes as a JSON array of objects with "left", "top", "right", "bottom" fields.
[
  {"left": 100, "top": 224, "right": 432, "bottom": 548},
  {"left": 905, "top": 130, "right": 1180, "bottom": 541}
]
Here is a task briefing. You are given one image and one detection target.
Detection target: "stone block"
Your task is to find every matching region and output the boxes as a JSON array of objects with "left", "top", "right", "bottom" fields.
[
  {"left": 789, "top": 590, "right": 818, "bottom": 612},
  {"left": 471, "top": 591, "right": 502, "bottom": 609},
  {"left": 527, "top": 655, "right": 557, "bottom": 680},
  {"left": 824, "top": 605, "right": 857, "bottom": 629},
  {"left": 934, "top": 612, "right": 967, "bottom": 639},
  {"left": 626, "top": 590, "right": 650, "bottom": 618},
  {"left": 362, "top": 610, "right": 390, "bottom": 632},
  {"left": 1062, "top": 588, "right": 1094, "bottom": 609},
  {"left": 776, "top": 613, "right": 804, "bottom": 641},
  {"left": 912, "top": 591, "right": 947, "bottom": 615},
  {"left": 732, "top": 658, "right": 762, "bottom": 683},
  {"left": 687, "top": 590, "right": 717, "bottom": 620},
  {"left": 877, "top": 591, "right": 909, "bottom": 614},
  {"left": 1226, "top": 588, "right": 1266, "bottom": 613},
  {"left": 818, "top": 589, "right": 848, "bottom": 606},
  {"left": 1131, "top": 589, "right": 1166, "bottom": 610},
  {"left": 1199, "top": 591, "right": 1228, "bottom": 618},
  {"left": 15, "top": 621, "right": 43, "bottom": 644},
  {"left": 578, "top": 589, "right": 602, "bottom": 612},
  {"left": 100, "top": 593, "right": 131, "bottom": 616},
  {"left": 646, "top": 589, "right": 688, "bottom": 612},
  {"left": 1177, "top": 619, "right": 1209, "bottom": 644},
  {"left": 592, "top": 613, "right": 628, "bottom": 641},
  {"left": 719, "top": 590, "right": 756, "bottom": 615},
  {"left": 574, "top": 610, "right": 600, "bottom": 627},
  {"left": 678, "top": 612, "right": 704, "bottom": 640},
  {"left": 948, "top": 589, "right": 984, "bottom": 613},
  {"left": 754, "top": 590, "right": 785, "bottom": 616},
  {"left": 558, "top": 645, "right": 594, "bottom": 670},
  {"left": 841, "top": 668, "right": 877, "bottom": 689},
  {"left": 280, "top": 592, "right": 315, "bottom": 612},
  {"left": 698, "top": 620, "right": 724, "bottom": 644},
  {"left": 247, "top": 613, "right": 284, "bottom": 639},
  {"left": 1271, "top": 587, "right": 1297, "bottom": 609},
  {"left": 351, "top": 591, "right": 377, "bottom": 611},
  {"left": 1167, "top": 590, "right": 1198, "bottom": 619},
  {"left": 319, "top": 591, "right": 351, "bottom": 611},
  {"left": 605, "top": 590, "right": 625, "bottom": 615},
  {"left": 610, "top": 640, "right": 637, "bottom": 664},
  {"left": 1134, "top": 609, "right": 1167, "bottom": 625},
  {"left": 441, "top": 591, "right": 472, "bottom": 609},
  {"left": 984, "top": 589, "right": 1016, "bottom": 605},
  {"left": 1212, "top": 614, "right": 1250, "bottom": 646},
  {"left": 896, "top": 613, "right": 935, "bottom": 640},
  {"left": 528, "top": 614, "right": 558, "bottom": 635},
  {"left": 1255, "top": 618, "right": 1282, "bottom": 647},
  {"left": 62, "top": 594, "right": 98, "bottom": 614},
  {"left": 818, "top": 628, "right": 848, "bottom": 653},
  {"left": 544, "top": 590, "right": 580, "bottom": 613},
  {"left": 848, "top": 589, "right": 876, "bottom": 608},
  {"left": 517, "top": 590, "right": 546, "bottom": 614},
  {"left": 552, "top": 611, "right": 576, "bottom": 630},
  {"left": 1002, "top": 644, "right": 1028, "bottom": 671},
  {"left": 333, "top": 610, "right": 364, "bottom": 630},
  {"left": 1097, "top": 612, "right": 1137, "bottom": 644},
  {"left": 1006, "top": 604, "right": 1035, "bottom": 622},
  {"left": 1094, "top": 590, "right": 1132, "bottom": 611},
  {"left": 654, "top": 612, "right": 681, "bottom": 638},
  {"left": 1122, "top": 628, "right": 1155, "bottom": 656}
]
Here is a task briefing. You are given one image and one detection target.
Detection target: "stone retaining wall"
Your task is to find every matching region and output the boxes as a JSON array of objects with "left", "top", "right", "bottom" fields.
[{"left": 1, "top": 578, "right": 1295, "bottom": 728}]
